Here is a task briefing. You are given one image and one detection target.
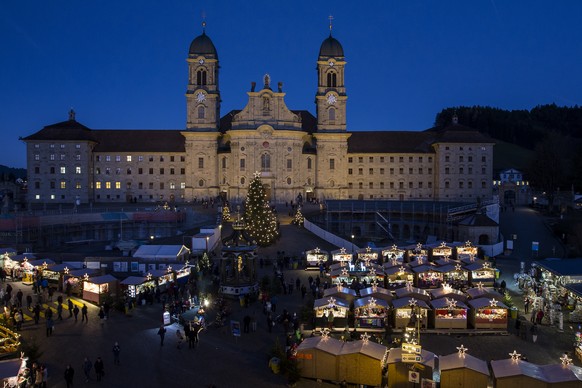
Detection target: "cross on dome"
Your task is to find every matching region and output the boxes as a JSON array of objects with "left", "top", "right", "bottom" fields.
[
  {"left": 328, "top": 15, "right": 334, "bottom": 32},
  {"left": 456, "top": 345, "right": 468, "bottom": 358}
]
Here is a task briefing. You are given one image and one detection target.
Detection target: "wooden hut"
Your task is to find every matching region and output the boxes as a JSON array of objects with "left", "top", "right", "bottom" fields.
[
  {"left": 468, "top": 297, "right": 508, "bottom": 330},
  {"left": 359, "top": 286, "right": 393, "bottom": 303},
  {"left": 387, "top": 347, "right": 436, "bottom": 388},
  {"left": 465, "top": 261, "right": 497, "bottom": 286},
  {"left": 305, "top": 248, "right": 329, "bottom": 269},
  {"left": 330, "top": 248, "right": 353, "bottom": 265},
  {"left": 429, "top": 286, "right": 468, "bottom": 303},
  {"left": 491, "top": 359, "right": 582, "bottom": 388},
  {"left": 392, "top": 298, "right": 430, "bottom": 329},
  {"left": 323, "top": 286, "right": 357, "bottom": 303},
  {"left": 313, "top": 297, "right": 350, "bottom": 329},
  {"left": 337, "top": 340, "right": 388, "bottom": 386},
  {"left": 382, "top": 245, "right": 405, "bottom": 265},
  {"left": 64, "top": 268, "right": 101, "bottom": 296},
  {"left": 413, "top": 265, "right": 444, "bottom": 289},
  {"left": 354, "top": 296, "right": 390, "bottom": 328},
  {"left": 120, "top": 275, "right": 156, "bottom": 299},
  {"left": 394, "top": 286, "right": 431, "bottom": 302},
  {"left": 430, "top": 298, "right": 469, "bottom": 329},
  {"left": 295, "top": 336, "right": 342, "bottom": 381},
  {"left": 439, "top": 264, "right": 469, "bottom": 289},
  {"left": 384, "top": 265, "right": 414, "bottom": 290},
  {"left": 466, "top": 286, "right": 503, "bottom": 300},
  {"left": 356, "top": 247, "right": 379, "bottom": 265},
  {"left": 83, "top": 274, "right": 119, "bottom": 304},
  {"left": 42, "top": 263, "right": 82, "bottom": 291},
  {"left": 439, "top": 352, "right": 489, "bottom": 388}
]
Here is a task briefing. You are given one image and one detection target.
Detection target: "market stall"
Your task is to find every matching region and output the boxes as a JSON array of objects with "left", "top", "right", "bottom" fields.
[
  {"left": 64, "top": 268, "right": 101, "bottom": 296},
  {"left": 564, "top": 283, "right": 582, "bottom": 324},
  {"left": 148, "top": 268, "right": 175, "bottom": 291},
  {"left": 22, "top": 259, "right": 55, "bottom": 284},
  {"left": 491, "top": 358, "right": 582, "bottom": 388},
  {"left": 356, "top": 246, "right": 379, "bottom": 266},
  {"left": 120, "top": 275, "right": 156, "bottom": 300},
  {"left": 313, "top": 297, "right": 350, "bottom": 330},
  {"left": 384, "top": 265, "right": 414, "bottom": 290},
  {"left": 439, "top": 264, "right": 470, "bottom": 289},
  {"left": 465, "top": 261, "right": 498, "bottom": 286},
  {"left": 42, "top": 263, "right": 81, "bottom": 291},
  {"left": 392, "top": 297, "right": 430, "bottom": 329},
  {"left": 456, "top": 241, "right": 479, "bottom": 261},
  {"left": 386, "top": 347, "right": 436, "bottom": 388},
  {"left": 295, "top": 335, "right": 342, "bottom": 381},
  {"left": 468, "top": 297, "right": 508, "bottom": 329},
  {"left": 354, "top": 296, "right": 390, "bottom": 328},
  {"left": 430, "top": 298, "right": 469, "bottom": 329},
  {"left": 329, "top": 263, "right": 384, "bottom": 289},
  {"left": 405, "top": 243, "right": 428, "bottom": 264},
  {"left": 429, "top": 285, "right": 468, "bottom": 303},
  {"left": 83, "top": 274, "right": 118, "bottom": 304},
  {"left": 359, "top": 286, "right": 393, "bottom": 303},
  {"left": 382, "top": 245, "right": 405, "bottom": 266},
  {"left": 431, "top": 241, "right": 453, "bottom": 263},
  {"left": 323, "top": 285, "right": 357, "bottom": 303},
  {"left": 331, "top": 248, "right": 353, "bottom": 265},
  {"left": 413, "top": 265, "right": 444, "bottom": 289},
  {"left": 305, "top": 248, "right": 329, "bottom": 269},
  {"left": 440, "top": 351, "right": 489, "bottom": 388},
  {"left": 466, "top": 286, "right": 503, "bottom": 301},
  {"left": 394, "top": 286, "right": 431, "bottom": 302},
  {"left": 337, "top": 339, "right": 388, "bottom": 387}
]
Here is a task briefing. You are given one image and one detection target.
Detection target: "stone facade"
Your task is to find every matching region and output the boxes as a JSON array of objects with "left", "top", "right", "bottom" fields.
[{"left": 23, "top": 29, "right": 495, "bottom": 206}]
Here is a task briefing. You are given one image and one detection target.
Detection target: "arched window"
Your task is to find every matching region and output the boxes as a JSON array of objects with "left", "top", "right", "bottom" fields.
[
  {"left": 307, "top": 157, "right": 312, "bottom": 170},
  {"left": 329, "top": 108, "right": 335, "bottom": 121},
  {"left": 196, "top": 69, "right": 207, "bottom": 85},
  {"left": 197, "top": 106, "right": 205, "bottom": 119},
  {"left": 222, "top": 157, "right": 227, "bottom": 169},
  {"left": 261, "top": 154, "right": 271, "bottom": 172},
  {"left": 326, "top": 72, "right": 337, "bottom": 87}
]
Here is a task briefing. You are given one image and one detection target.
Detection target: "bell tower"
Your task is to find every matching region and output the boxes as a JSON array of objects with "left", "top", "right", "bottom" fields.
[
  {"left": 315, "top": 19, "right": 347, "bottom": 132},
  {"left": 186, "top": 22, "right": 220, "bottom": 131}
]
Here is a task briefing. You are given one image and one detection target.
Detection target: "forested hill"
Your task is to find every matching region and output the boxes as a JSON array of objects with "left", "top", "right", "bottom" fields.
[{"left": 435, "top": 104, "right": 582, "bottom": 150}]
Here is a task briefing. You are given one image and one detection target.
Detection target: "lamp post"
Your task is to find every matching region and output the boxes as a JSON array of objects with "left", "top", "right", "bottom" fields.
[
  {"left": 206, "top": 236, "right": 209, "bottom": 254},
  {"left": 351, "top": 234, "right": 355, "bottom": 257}
]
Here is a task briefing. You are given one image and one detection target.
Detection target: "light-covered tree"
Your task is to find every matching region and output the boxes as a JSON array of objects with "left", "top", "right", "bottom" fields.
[{"left": 244, "top": 172, "right": 279, "bottom": 246}]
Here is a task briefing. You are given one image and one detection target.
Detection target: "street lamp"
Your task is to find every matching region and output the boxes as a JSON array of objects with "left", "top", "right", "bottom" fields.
[
  {"left": 206, "top": 236, "right": 209, "bottom": 253},
  {"left": 351, "top": 234, "right": 355, "bottom": 256}
]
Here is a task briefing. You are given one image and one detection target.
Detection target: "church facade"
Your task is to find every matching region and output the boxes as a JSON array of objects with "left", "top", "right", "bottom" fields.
[{"left": 23, "top": 29, "right": 495, "bottom": 206}]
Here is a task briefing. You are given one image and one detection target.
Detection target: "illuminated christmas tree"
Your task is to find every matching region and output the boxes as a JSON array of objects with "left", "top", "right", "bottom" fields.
[
  {"left": 293, "top": 207, "right": 304, "bottom": 226},
  {"left": 199, "top": 252, "right": 211, "bottom": 274},
  {"left": 244, "top": 172, "right": 279, "bottom": 246},
  {"left": 222, "top": 203, "right": 231, "bottom": 222}
]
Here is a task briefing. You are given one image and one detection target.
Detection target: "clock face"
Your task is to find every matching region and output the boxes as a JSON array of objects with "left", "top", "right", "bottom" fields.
[
  {"left": 326, "top": 94, "right": 337, "bottom": 105},
  {"left": 198, "top": 59, "right": 205, "bottom": 65},
  {"left": 329, "top": 61, "right": 334, "bottom": 67},
  {"left": 196, "top": 92, "right": 206, "bottom": 103}
]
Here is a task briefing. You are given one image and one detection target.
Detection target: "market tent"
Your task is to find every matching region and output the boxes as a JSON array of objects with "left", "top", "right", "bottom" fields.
[
  {"left": 466, "top": 287, "right": 503, "bottom": 300},
  {"left": 387, "top": 347, "right": 436, "bottom": 387},
  {"left": 133, "top": 245, "right": 190, "bottom": 262},
  {"left": 492, "top": 359, "right": 582, "bottom": 388},
  {"left": 323, "top": 286, "right": 357, "bottom": 303},
  {"left": 440, "top": 352, "right": 489, "bottom": 388},
  {"left": 468, "top": 297, "right": 509, "bottom": 310},
  {"left": 534, "top": 258, "right": 582, "bottom": 281},
  {"left": 360, "top": 286, "right": 393, "bottom": 303},
  {"left": 295, "top": 336, "right": 342, "bottom": 381},
  {"left": 394, "top": 287, "right": 431, "bottom": 302},
  {"left": 337, "top": 339, "right": 388, "bottom": 386}
]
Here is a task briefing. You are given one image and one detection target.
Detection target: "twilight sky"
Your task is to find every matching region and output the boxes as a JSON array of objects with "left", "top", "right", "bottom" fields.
[{"left": 1, "top": 1, "right": 581, "bottom": 168}]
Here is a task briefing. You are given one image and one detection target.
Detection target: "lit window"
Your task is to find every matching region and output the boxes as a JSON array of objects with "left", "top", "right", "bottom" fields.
[
  {"left": 106, "top": 156, "right": 111, "bottom": 162},
  {"left": 60, "top": 167, "right": 66, "bottom": 174},
  {"left": 116, "top": 156, "right": 121, "bottom": 162},
  {"left": 96, "top": 182, "right": 101, "bottom": 189},
  {"left": 60, "top": 181, "right": 66, "bottom": 189},
  {"left": 34, "top": 154, "right": 40, "bottom": 161},
  {"left": 106, "top": 182, "right": 111, "bottom": 189},
  {"left": 127, "top": 155, "right": 132, "bottom": 162},
  {"left": 115, "top": 182, "right": 121, "bottom": 189},
  {"left": 75, "top": 167, "right": 81, "bottom": 174},
  {"left": 76, "top": 182, "right": 81, "bottom": 189},
  {"left": 180, "top": 182, "right": 186, "bottom": 189},
  {"left": 170, "top": 182, "right": 176, "bottom": 189}
]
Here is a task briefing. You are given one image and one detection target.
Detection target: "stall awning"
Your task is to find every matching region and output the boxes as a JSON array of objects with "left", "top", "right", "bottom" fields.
[
  {"left": 439, "top": 353, "right": 489, "bottom": 375},
  {"left": 430, "top": 298, "right": 469, "bottom": 310},
  {"left": 466, "top": 287, "right": 503, "bottom": 300},
  {"left": 133, "top": 245, "right": 190, "bottom": 261},
  {"left": 392, "top": 298, "right": 430, "bottom": 309},
  {"left": 464, "top": 262, "right": 496, "bottom": 272},
  {"left": 534, "top": 258, "right": 582, "bottom": 277},
  {"left": 323, "top": 286, "right": 357, "bottom": 300},
  {"left": 120, "top": 276, "right": 148, "bottom": 286},
  {"left": 468, "top": 297, "right": 509, "bottom": 310},
  {"left": 412, "top": 264, "right": 443, "bottom": 274},
  {"left": 359, "top": 286, "right": 393, "bottom": 301},
  {"left": 429, "top": 287, "right": 467, "bottom": 302},
  {"left": 394, "top": 287, "right": 431, "bottom": 301},
  {"left": 87, "top": 274, "right": 118, "bottom": 285}
]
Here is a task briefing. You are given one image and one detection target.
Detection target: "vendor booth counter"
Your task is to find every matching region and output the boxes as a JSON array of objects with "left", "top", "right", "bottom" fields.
[
  {"left": 83, "top": 274, "right": 118, "bottom": 305},
  {"left": 384, "top": 265, "right": 414, "bottom": 290},
  {"left": 430, "top": 298, "right": 469, "bottom": 329},
  {"left": 354, "top": 296, "right": 390, "bottom": 328},
  {"left": 120, "top": 276, "right": 156, "bottom": 299},
  {"left": 465, "top": 262, "right": 497, "bottom": 286},
  {"left": 313, "top": 297, "right": 349, "bottom": 329},
  {"left": 468, "top": 297, "right": 508, "bottom": 329},
  {"left": 305, "top": 249, "right": 329, "bottom": 269},
  {"left": 413, "top": 265, "right": 444, "bottom": 289},
  {"left": 392, "top": 298, "right": 429, "bottom": 329}
]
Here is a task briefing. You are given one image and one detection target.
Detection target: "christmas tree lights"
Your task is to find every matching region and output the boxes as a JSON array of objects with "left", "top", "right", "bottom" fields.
[{"left": 243, "top": 172, "right": 280, "bottom": 247}]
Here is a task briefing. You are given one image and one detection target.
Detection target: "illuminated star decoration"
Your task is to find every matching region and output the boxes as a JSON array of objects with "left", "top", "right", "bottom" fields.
[
  {"left": 483, "top": 262, "right": 491, "bottom": 269},
  {"left": 42, "top": 261, "right": 48, "bottom": 269},
  {"left": 405, "top": 281, "right": 413, "bottom": 291},
  {"left": 253, "top": 171, "right": 261, "bottom": 178},
  {"left": 83, "top": 273, "right": 89, "bottom": 281},
  {"left": 443, "top": 255, "right": 450, "bottom": 263},
  {"left": 489, "top": 298, "right": 499, "bottom": 307},
  {"left": 391, "top": 257, "right": 398, "bottom": 266},
  {"left": 469, "top": 254, "right": 475, "bottom": 263},
  {"left": 366, "top": 246, "right": 372, "bottom": 253},
  {"left": 456, "top": 345, "right": 468, "bottom": 358},
  {"left": 340, "top": 247, "right": 347, "bottom": 254},
  {"left": 465, "top": 240, "right": 472, "bottom": 247},
  {"left": 314, "top": 247, "right": 321, "bottom": 254},
  {"left": 341, "top": 268, "right": 349, "bottom": 277},
  {"left": 509, "top": 350, "right": 521, "bottom": 362},
  {"left": 442, "top": 283, "right": 452, "bottom": 292},
  {"left": 560, "top": 354, "right": 573, "bottom": 367},
  {"left": 328, "top": 297, "right": 336, "bottom": 308},
  {"left": 371, "top": 280, "right": 378, "bottom": 292},
  {"left": 320, "top": 328, "right": 331, "bottom": 340},
  {"left": 399, "top": 266, "right": 406, "bottom": 275},
  {"left": 368, "top": 297, "right": 377, "bottom": 308},
  {"left": 368, "top": 268, "right": 377, "bottom": 278},
  {"left": 64, "top": 266, "right": 69, "bottom": 275},
  {"left": 455, "top": 263, "right": 462, "bottom": 271},
  {"left": 416, "top": 256, "right": 424, "bottom": 265},
  {"left": 360, "top": 332, "right": 370, "bottom": 344},
  {"left": 363, "top": 257, "right": 372, "bottom": 267},
  {"left": 167, "top": 265, "right": 173, "bottom": 273},
  {"left": 408, "top": 298, "right": 418, "bottom": 307},
  {"left": 416, "top": 243, "right": 423, "bottom": 252},
  {"left": 146, "top": 273, "right": 152, "bottom": 281},
  {"left": 445, "top": 298, "right": 457, "bottom": 310},
  {"left": 392, "top": 244, "right": 398, "bottom": 251},
  {"left": 440, "top": 241, "right": 447, "bottom": 248},
  {"left": 476, "top": 282, "right": 484, "bottom": 290}
]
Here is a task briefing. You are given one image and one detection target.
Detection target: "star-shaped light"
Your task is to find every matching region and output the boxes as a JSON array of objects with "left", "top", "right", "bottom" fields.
[
  {"left": 489, "top": 298, "right": 498, "bottom": 307},
  {"left": 368, "top": 297, "right": 377, "bottom": 308},
  {"left": 416, "top": 243, "right": 423, "bottom": 252},
  {"left": 416, "top": 256, "right": 424, "bottom": 265},
  {"left": 465, "top": 241, "right": 472, "bottom": 247},
  {"left": 146, "top": 273, "right": 152, "bottom": 281},
  {"left": 83, "top": 273, "right": 89, "bottom": 281},
  {"left": 445, "top": 298, "right": 457, "bottom": 310},
  {"left": 509, "top": 350, "right": 521, "bottom": 362},
  {"left": 64, "top": 266, "right": 69, "bottom": 275},
  {"left": 408, "top": 298, "right": 418, "bottom": 307},
  {"left": 314, "top": 247, "right": 321, "bottom": 254},
  {"left": 366, "top": 246, "right": 372, "bottom": 253},
  {"left": 328, "top": 297, "right": 336, "bottom": 308},
  {"left": 405, "top": 281, "right": 413, "bottom": 291},
  {"left": 363, "top": 257, "right": 372, "bottom": 267},
  {"left": 440, "top": 241, "right": 447, "bottom": 248},
  {"left": 184, "top": 260, "right": 190, "bottom": 266},
  {"left": 391, "top": 258, "right": 398, "bottom": 266},
  {"left": 442, "top": 283, "right": 452, "bottom": 292},
  {"left": 392, "top": 244, "right": 398, "bottom": 251},
  {"left": 320, "top": 328, "right": 331, "bottom": 340},
  {"left": 360, "top": 332, "right": 370, "bottom": 344},
  {"left": 457, "top": 345, "right": 468, "bottom": 358},
  {"left": 483, "top": 262, "right": 491, "bottom": 269},
  {"left": 167, "top": 265, "right": 173, "bottom": 273},
  {"left": 341, "top": 268, "right": 349, "bottom": 277},
  {"left": 399, "top": 266, "right": 406, "bottom": 274},
  {"left": 476, "top": 282, "right": 484, "bottom": 290},
  {"left": 253, "top": 171, "right": 261, "bottom": 178},
  {"left": 368, "top": 268, "right": 376, "bottom": 278},
  {"left": 469, "top": 254, "right": 475, "bottom": 262},
  {"left": 340, "top": 247, "right": 347, "bottom": 254},
  {"left": 371, "top": 280, "right": 378, "bottom": 291},
  {"left": 455, "top": 263, "right": 462, "bottom": 271},
  {"left": 42, "top": 261, "right": 48, "bottom": 269},
  {"left": 560, "top": 354, "right": 573, "bottom": 367},
  {"left": 443, "top": 255, "right": 450, "bottom": 263}
]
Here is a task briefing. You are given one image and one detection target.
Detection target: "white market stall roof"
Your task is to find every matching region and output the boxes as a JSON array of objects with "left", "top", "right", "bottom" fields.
[
  {"left": 314, "top": 297, "right": 350, "bottom": 310},
  {"left": 431, "top": 298, "right": 469, "bottom": 310},
  {"left": 323, "top": 286, "right": 357, "bottom": 302},
  {"left": 387, "top": 347, "right": 436, "bottom": 368},
  {"left": 466, "top": 287, "right": 503, "bottom": 300},
  {"left": 534, "top": 258, "right": 582, "bottom": 277},
  {"left": 439, "top": 352, "right": 489, "bottom": 375},
  {"left": 296, "top": 335, "right": 344, "bottom": 356},
  {"left": 384, "top": 265, "right": 413, "bottom": 275},
  {"left": 120, "top": 276, "right": 148, "bottom": 286},
  {"left": 133, "top": 245, "right": 190, "bottom": 261},
  {"left": 0, "top": 248, "right": 17, "bottom": 256},
  {"left": 435, "top": 258, "right": 461, "bottom": 267},
  {"left": 394, "top": 287, "right": 431, "bottom": 302},
  {"left": 11, "top": 253, "right": 36, "bottom": 262},
  {"left": 0, "top": 358, "right": 23, "bottom": 380},
  {"left": 359, "top": 286, "right": 393, "bottom": 302},
  {"left": 339, "top": 339, "right": 387, "bottom": 360},
  {"left": 491, "top": 359, "right": 582, "bottom": 383},
  {"left": 468, "top": 297, "right": 509, "bottom": 310},
  {"left": 148, "top": 268, "right": 174, "bottom": 278},
  {"left": 28, "top": 259, "right": 56, "bottom": 267},
  {"left": 68, "top": 268, "right": 100, "bottom": 278},
  {"left": 429, "top": 287, "right": 468, "bottom": 302},
  {"left": 354, "top": 296, "right": 390, "bottom": 309},
  {"left": 392, "top": 298, "right": 430, "bottom": 310},
  {"left": 87, "top": 274, "right": 118, "bottom": 285},
  {"left": 438, "top": 263, "right": 467, "bottom": 273}
]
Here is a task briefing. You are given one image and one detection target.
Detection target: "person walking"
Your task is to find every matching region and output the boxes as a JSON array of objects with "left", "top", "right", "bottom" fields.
[
  {"left": 157, "top": 324, "right": 166, "bottom": 346},
  {"left": 73, "top": 305, "right": 79, "bottom": 322},
  {"left": 94, "top": 356, "right": 104, "bottom": 381},
  {"left": 524, "top": 297, "right": 531, "bottom": 314},
  {"left": 46, "top": 317, "right": 54, "bottom": 337},
  {"left": 81, "top": 303, "right": 88, "bottom": 322},
  {"left": 57, "top": 302, "right": 63, "bottom": 321},
  {"left": 68, "top": 299, "right": 74, "bottom": 318},
  {"left": 98, "top": 307, "right": 105, "bottom": 326},
  {"left": 64, "top": 364, "right": 74, "bottom": 388},
  {"left": 33, "top": 303, "right": 41, "bottom": 325},
  {"left": 82, "top": 357, "right": 92, "bottom": 382},
  {"left": 112, "top": 342, "right": 120, "bottom": 365},
  {"left": 26, "top": 294, "right": 32, "bottom": 310}
]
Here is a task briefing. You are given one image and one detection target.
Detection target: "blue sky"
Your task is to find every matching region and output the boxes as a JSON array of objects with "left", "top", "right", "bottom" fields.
[{"left": 1, "top": 1, "right": 581, "bottom": 168}]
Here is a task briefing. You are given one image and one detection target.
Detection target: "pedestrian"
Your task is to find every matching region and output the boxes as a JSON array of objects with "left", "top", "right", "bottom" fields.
[
  {"left": 157, "top": 324, "right": 166, "bottom": 346},
  {"left": 34, "top": 303, "right": 41, "bottom": 325},
  {"left": 295, "top": 277, "right": 300, "bottom": 291},
  {"left": 14, "top": 309, "right": 23, "bottom": 331},
  {"left": 46, "top": 317, "right": 53, "bottom": 337},
  {"left": 82, "top": 357, "right": 92, "bottom": 382},
  {"left": 112, "top": 342, "right": 120, "bottom": 365},
  {"left": 94, "top": 356, "right": 104, "bottom": 381},
  {"left": 57, "top": 302, "right": 63, "bottom": 320},
  {"left": 267, "top": 313, "right": 273, "bottom": 333},
  {"left": 98, "top": 307, "right": 105, "bottom": 326},
  {"left": 271, "top": 296, "right": 278, "bottom": 313},
  {"left": 536, "top": 309, "right": 544, "bottom": 324},
  {"left": 243, "top": 314, "right": 251, "bottom": 333},
  {"left": 73, "top": 305, "right": 79, "bottom": 322},
  {"left": 16, "top": 289, "right": 23, "bottom": 307},
  {"left": 81, "top": 303, "right": 88, "bottom": 322},
  {"left": 301, "top": 284, "right": 307, "bottom": 299},
  {"left": 524, "top": 297, "right": 530, "bottom": 314},
  {"left": 64, "top": 364, "right": 74, "bottom": 388},
  {"left": 26, "top": 294, "right": 32, "bottom": 310},
  {"left": 176, "top": 329, "right": 184, "bottom": 349},
  {"left": 68, "top": 299, "right": 74, "bottom": 318},
  {"left": 531, "top": 323, "right": 538, "bottom": 343}
]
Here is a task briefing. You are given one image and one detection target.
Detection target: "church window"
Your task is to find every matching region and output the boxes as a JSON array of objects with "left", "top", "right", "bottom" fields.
[
  {"left": 222, "top": 157, "right": 227, "bottom": 169},
  {"left": 329, "top": 158, "right": 335, "bottom": 170},
  {"left": 307, "top": 158, "right": 312, "bottom": 170},
  {"left": 127, "top": 168, "right": 132, "bottom": 175},
  {"left": 199, "top": 180, "right": 204, "bottom": 187},
  {"left": 326, "top": 72, "right": 337, "bottom": 87},
  {"left": 160, "top": 183, "right": 164, "bottom": 190},
  {"left": 240, "top": 177, "right": 245, "bottom": 185},
  {"left": 287, "top": 159, "right": 292, "bottom": 169},
  {"left": 170, "top": 182, "right": 176, "bottom": 189},
  {"left": 116, "top": 182, "right": 121, "bottom": 189},
  {"left": 75, "top": 167, "right": 81, "bottom": 174},
  {"left": 60, "top": 181, "right": 66, "bottom": 189},
  {"left": 328, "top": 108, "right": 335, "bottom": 121},
  {"left": 240, "top": 159, "right": 245, "bottom": 171},
  {"left": 196, "top": 69, "right": 207, "bottom": 85},
  {"left": 198, "top": 106, "right": 205, "bottom": 119},
  {"left": 261, "top": 154, "right": 271, "bottom": 172},
  {"left": 287, "top": 178, "right": 292, "bottom": 185},
  {"left": 198, "top": 157, "right": 204, "bottom": 169}
]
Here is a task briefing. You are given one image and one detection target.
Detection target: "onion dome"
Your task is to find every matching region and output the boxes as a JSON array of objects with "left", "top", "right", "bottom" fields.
[
  {"left": 188, "top": 24, "right": 218, "bottom": 59},
  {"left": 319, "top": 34, "right": 344, "bottom": 58}
]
